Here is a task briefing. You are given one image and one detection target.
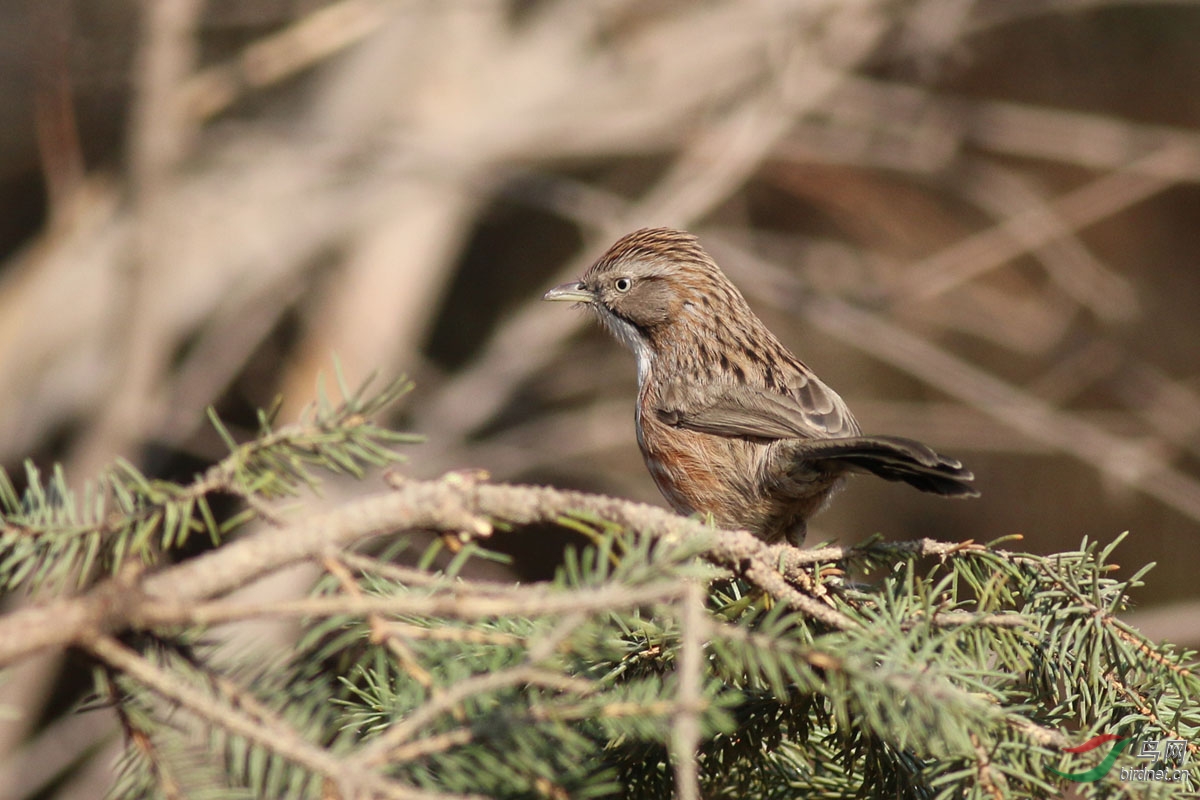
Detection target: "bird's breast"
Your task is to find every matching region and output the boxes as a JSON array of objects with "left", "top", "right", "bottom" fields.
[{"left": 635, "top": 382, "right": 762, "bottom": 527}]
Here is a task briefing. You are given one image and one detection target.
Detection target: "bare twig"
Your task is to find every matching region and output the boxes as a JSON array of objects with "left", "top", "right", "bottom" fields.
[
  {"left": 139, "top": 581, "right": 688, "bottom": 635},
  {"left": 68, "top": 0, "right": 204, "bottom": 480},
  {"left": 185, "top": 0, "right": 391, "bottom": 120},
  {"left": 321, "top": 554, "right": 434, "bottom": 689},
  {"left": 891, "top": 146, "right": 1192, "bottom": 306},
  {"left": 837, "top": 76, "right": 1200, "bottom": 178},
  {"left": 946, "top": 160, "right": 1138, "bottom": 322}
]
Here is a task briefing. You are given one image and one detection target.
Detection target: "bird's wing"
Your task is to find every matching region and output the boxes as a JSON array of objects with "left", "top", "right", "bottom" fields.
[{"left": 654, "top": 375, "right": 858, "bottom": 441}]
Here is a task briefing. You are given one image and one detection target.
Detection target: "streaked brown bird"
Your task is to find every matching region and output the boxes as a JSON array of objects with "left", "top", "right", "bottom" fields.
[{"left": 544, "top": 227, "right": 977, "bottom": 545}]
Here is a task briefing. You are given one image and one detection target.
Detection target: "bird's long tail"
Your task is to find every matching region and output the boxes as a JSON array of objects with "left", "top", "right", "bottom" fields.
[{"left": 792, "top": 435, "right": 979, "bottom": 497}]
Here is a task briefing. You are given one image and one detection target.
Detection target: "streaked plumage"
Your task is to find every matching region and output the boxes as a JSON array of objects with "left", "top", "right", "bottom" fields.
[{"left": 545, "top": 227, "right": 977, "bottom": 544}]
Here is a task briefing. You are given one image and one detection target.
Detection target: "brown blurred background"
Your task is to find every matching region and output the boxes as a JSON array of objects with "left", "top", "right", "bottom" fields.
[{"left": 1, "top": 1, "right": 1200, "bottom": 791}]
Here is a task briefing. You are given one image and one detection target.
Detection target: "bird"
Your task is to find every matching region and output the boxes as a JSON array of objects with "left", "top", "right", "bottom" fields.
[{"left": 543, "top": 227, "right": 977, "bottom": 545}]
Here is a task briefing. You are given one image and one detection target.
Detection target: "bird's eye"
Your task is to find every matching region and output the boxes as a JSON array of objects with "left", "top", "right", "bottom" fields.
[{"left": 614, "top": 277, "right": 632, "bottom": 292}]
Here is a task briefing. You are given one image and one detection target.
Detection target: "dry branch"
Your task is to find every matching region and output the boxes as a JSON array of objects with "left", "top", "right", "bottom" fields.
[{"left": 0, "top": 474, "right": 867, "bottom": 668}]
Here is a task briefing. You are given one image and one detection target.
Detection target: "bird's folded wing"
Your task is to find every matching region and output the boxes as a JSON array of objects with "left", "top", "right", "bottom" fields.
[{"left": 654, "top": 377, "right": 857, "bottom": 440}]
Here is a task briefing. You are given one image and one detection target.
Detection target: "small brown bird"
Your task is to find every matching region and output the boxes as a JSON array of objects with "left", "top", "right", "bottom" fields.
[{"left": 544, "top": 227, "right": 977, "bottom": 545}]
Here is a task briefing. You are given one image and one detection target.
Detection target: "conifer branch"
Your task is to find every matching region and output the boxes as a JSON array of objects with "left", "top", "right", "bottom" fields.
[
  {"left": 0, "top": 376, "right": 416, "bottom": 595},
  {"left": 87, "top": 634, "right": 477, "bottom": 800},
  {"left": 2, "top": 392, "right": 1196, "bottom": 797}
]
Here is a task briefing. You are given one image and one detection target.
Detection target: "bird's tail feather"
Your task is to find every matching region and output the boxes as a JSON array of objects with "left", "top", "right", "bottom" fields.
[{"left": 792, "top": 435, "right": 979, "bottom": 498}]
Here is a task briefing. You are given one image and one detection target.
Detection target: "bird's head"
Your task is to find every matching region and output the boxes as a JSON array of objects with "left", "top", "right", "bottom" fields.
[{"left": 543, "top": 228, "right": 752, "bottom": 371}]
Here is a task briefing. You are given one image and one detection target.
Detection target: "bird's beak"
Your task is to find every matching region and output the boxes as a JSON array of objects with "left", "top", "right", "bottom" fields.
[{"left": 542, "top": 281, "right": 595, "bottom": 303}]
